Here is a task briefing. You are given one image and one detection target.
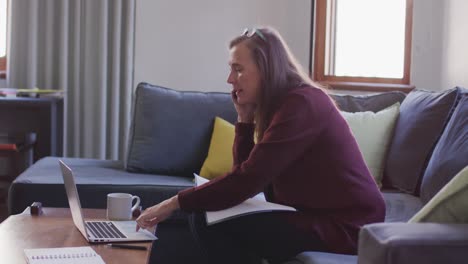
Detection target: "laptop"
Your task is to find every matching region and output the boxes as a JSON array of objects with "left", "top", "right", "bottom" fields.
[{"left": 59, "top": 160, "right": 157, "bottom": 243}]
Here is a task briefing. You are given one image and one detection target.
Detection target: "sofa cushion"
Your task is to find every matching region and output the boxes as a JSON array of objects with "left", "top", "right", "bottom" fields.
[
  {"left": 199, "top": 117, "right": 235, "bottom": 179},
  {"left": 381, "top": 191, "right": 422, "bottom": 222},
  {"left": 8, "top": 157, "right": 194, "bottom": 223},
  {"left": 126, "top": 83, "right": 237, "bottom": 176},
  {"left": 420, "top": 91, "right": 468, "bottom": 203},
  {"left": 410, "top": 166, "right": 468, "bottom": 223},
  {"left": 285, "top": 251, "right": 357, "bottom": 264},
  {"left": 358, "top": 222, "right": 468, "bottom": 264},
  {"left": 383, "top": 88, "right": 460, "bottom": 194},
  {"left": 330, "top": 91, "right": 406, "bottom": 113},
  {"left": 340, "top": 103, "right": 400, "bottom": 186}
]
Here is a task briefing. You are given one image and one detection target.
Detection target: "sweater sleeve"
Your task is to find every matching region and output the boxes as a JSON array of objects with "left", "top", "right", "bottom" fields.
[
  {"left": 232, "top": 122, "right": 255, "bottom": 167},
  {"left": 178, "top": 91, "right": 329, "bottom": 212}
]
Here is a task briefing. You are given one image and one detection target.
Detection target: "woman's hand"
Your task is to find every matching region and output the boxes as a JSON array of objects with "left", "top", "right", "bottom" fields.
[
  {"left": 231, "top": 91, "right": 256, "bottom": 123},
  {"left": 136, "top": 195, "right": 180, "bottom": 231}
]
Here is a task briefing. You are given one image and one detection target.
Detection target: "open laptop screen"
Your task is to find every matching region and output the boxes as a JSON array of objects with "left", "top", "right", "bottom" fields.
[{"left": 59, "top": 160, "right": 89, "bottom": 240}]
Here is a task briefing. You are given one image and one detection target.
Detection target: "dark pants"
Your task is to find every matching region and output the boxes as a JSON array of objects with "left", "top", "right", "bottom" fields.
[{"left": 188, "top": 212, "right": 326, "bottom": 264}]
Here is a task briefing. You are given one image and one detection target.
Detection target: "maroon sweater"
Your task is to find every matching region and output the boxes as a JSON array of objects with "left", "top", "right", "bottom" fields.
[{"left": 178, "top": 86, "right": 385, "bottom": 254}]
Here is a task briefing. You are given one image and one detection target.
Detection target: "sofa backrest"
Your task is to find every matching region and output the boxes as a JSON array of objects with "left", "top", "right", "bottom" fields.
[
  {"left": 330, "top": 91, "right": 406, "bottom": 113},
  {"left": 125, "top": 83, "right": 408, "bottom": 178},
  {"left": 383, "top": 88, "right": 461, "bottom": 195},
  {"left": 126, "top": 83, "right": 237, "bottom": 177},
  {"left": 419, "top": 88, "right": 468, "bottom": 204}
]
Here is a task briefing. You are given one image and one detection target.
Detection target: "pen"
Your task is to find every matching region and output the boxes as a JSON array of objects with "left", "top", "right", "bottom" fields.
[{"left": 107, "top": 244, "right": 147, "bottom": 250}]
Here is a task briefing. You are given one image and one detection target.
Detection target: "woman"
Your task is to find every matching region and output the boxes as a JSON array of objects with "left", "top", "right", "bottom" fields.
[{"left": 136, "top": 27, "right": 385, "bottom": 264}]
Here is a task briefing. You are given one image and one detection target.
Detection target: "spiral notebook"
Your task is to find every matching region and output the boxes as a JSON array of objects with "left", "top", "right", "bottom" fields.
[{"left": 24, "top": 246, "right": 105, "bottom": 264}]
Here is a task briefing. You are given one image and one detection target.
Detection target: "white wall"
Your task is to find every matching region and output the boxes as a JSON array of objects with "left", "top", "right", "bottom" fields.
[
  {"left": 133, "top": 0, "right": 466, "bottom": 92},
  {"left": 439, "top": 0, "right": 468, "bottom": 90},
  {"left": 0, "top": 79, "right": 6, "bottom": 87},
  {"left": 134, "top": 0, "right": 311, "bottom": 92},
  {"left": 410, "top": 0, "right": 445, "bottom": 91},
  {"left": 1, "top": 1, "right": 464, "bottom": 92},
  {"left": 411, "top": 0, "right": 468, "bottom": 91}
]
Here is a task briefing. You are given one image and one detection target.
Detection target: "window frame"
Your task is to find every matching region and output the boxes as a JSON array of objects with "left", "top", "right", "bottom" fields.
[
  {"left": 0, "top": 57, "right": 5, "bottom": 70},
  {"left": 0, "top": 0, "right": 8, "bottom": 79},
  {"left": 312, "top": 0, "right": 414, "bottom": 92},
  {"left": 0, "top": 57, "right": 5, "bottom": 78}
]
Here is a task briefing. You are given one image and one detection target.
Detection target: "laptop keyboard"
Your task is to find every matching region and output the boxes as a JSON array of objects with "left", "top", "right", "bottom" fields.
[{"left": 86, "top": 221, "right": 127, "bottom": 239}]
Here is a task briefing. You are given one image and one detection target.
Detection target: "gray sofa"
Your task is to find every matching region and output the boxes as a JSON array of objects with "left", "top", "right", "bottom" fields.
[{"left": 8, "top": 83, "right": 468, "bottom": 264}]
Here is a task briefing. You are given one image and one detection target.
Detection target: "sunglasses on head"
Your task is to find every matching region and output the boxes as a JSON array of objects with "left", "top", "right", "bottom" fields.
[{"left": 242, "top": 28, "right": 267, "bottom": 42}]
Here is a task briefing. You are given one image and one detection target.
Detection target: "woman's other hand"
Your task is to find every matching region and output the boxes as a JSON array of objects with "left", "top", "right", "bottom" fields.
[
  {"left": 232, "top": 91, "right": 256, "bottom": 123},
  {"left": 136, "top": 195, "right": 180, "bottom": 231}
]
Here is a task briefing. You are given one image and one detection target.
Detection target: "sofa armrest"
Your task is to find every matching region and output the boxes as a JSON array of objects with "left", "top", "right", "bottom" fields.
[{"left": 358, "top": 223, "right": 468, "bottom": 264}]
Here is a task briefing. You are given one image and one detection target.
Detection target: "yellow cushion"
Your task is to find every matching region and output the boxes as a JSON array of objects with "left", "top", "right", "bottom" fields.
[{"left": 199, "top": 117, "right": 235, "bottom": 179}]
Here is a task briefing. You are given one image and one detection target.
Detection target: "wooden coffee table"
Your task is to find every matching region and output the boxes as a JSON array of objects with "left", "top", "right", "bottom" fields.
[{"left": 0, "top": 207, "right": 155, "bottom": 264}]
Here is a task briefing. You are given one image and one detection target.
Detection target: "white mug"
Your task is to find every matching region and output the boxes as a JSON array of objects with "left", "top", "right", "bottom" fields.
[{"left": 107, "top": 193, "right": 141, "bottom": 221}]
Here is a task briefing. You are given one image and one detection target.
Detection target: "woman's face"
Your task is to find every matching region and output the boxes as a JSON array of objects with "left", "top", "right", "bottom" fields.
[{"left": 227, "top": 42, "right": 261, "bottom": 105}]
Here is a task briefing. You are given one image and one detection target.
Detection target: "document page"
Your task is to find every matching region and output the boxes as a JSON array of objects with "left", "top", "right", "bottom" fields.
[{"left": 194, "top": 174, "right": 296, "bottom": 225}]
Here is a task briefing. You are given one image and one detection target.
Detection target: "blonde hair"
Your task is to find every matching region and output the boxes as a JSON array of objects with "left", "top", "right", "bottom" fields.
[{"left": 229, "top": 27, "right": 321, "bottom": 141}]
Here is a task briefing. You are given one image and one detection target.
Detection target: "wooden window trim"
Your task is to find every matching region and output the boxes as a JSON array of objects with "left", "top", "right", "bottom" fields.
[
  {"left": 0, "top": 0, "right": 8, "bottom": 79},
  {"left": 0, "top": 57, "right": 6, "bottom": 79},
  {"left": 313, "top": 0, "right": 414, "bottom": 92}
]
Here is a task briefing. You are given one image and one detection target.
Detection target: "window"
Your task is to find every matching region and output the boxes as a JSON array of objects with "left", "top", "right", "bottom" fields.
[
  {"left": 313, "top": 0, "right": 414, "bottom": 91},
  {"left": 0, "top": 0, "right": 7, "bottom": 77}
]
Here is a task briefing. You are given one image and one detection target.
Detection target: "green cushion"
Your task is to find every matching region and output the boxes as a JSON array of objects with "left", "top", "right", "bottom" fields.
[
  {"left": 341, "top": 103, "right": 400, "bottom": 187},
  {"left": 409, "top": 166, "right": 468, "bottom": 223}
]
